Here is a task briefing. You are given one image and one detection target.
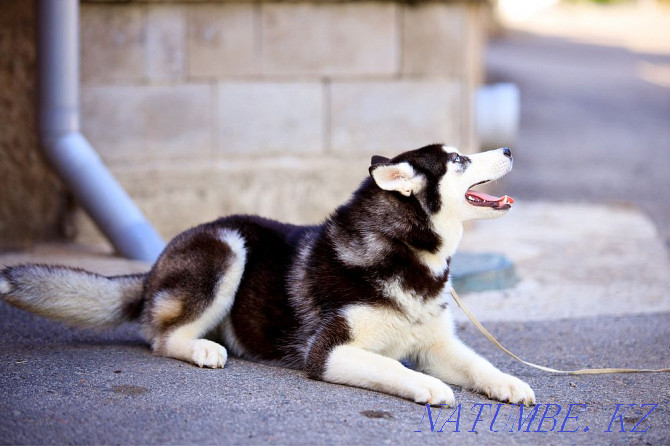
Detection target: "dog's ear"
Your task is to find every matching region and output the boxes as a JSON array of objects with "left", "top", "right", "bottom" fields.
[
  {"left": 370, "top": 155, "right": 390, "bottom": 166},
  {"left": 369, "top": 161, "right": 423, "bottom": 197}
]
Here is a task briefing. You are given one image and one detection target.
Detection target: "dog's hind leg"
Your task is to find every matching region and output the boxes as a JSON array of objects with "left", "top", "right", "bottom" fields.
[{"left": 142, "top": 226, "right": 247, "bottom": 368}]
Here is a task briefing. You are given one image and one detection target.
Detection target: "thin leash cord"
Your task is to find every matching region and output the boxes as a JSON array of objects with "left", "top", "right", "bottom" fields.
[{"left": 450, "top": 289, "right": 670, "bottom": 375}]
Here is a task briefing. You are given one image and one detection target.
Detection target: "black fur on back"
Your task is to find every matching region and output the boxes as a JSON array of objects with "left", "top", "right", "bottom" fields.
[{"left": 217, "top": 144, "right": 455, "bottom": 370}]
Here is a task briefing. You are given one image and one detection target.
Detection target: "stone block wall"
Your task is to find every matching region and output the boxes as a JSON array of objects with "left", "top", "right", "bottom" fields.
[
  {"left": 76, "top": 0, "right": 487, "bottom": 245},
  {"left": 0, "top": 1, "right": 73, "bottom": 251}
]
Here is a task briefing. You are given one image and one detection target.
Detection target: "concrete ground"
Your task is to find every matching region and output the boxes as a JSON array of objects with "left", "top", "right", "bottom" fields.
[{"left": 2, "top": 3, "right": 670, "bottom": 445}]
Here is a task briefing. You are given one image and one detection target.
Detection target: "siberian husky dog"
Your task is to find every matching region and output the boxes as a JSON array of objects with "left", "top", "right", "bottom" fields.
[{"left": 1, "top": 144, "right": 534, "bottom": 406}]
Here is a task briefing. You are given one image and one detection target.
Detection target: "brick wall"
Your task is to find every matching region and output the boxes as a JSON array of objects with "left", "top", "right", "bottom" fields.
[{"left": 77, "top": 0, "right": 487, "bottom": 244}]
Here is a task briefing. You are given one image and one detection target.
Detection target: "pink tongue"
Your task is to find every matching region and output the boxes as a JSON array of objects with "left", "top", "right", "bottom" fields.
[{"left": 467, "top": 191, "right": 514, "bottom": 204}]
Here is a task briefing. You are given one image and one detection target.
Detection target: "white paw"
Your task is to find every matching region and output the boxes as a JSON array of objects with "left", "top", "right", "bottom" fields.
[
  {"left": 481, "top": 372, "right": 535, "bottom": 406},
  {"left": 411, "top": 374, "right": 456, "bottom": 406},
  {"left": 191, "top": 339, "right": 228, "bottom": 369}
]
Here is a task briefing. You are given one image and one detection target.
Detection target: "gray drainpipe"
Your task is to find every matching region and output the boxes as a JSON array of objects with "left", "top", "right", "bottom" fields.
[{"left": 37, "top": 0, "right": 165, "bottom": 262}]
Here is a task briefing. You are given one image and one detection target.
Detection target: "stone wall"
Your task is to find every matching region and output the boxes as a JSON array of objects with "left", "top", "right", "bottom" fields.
[
  {"left": 74, "top": 0, "right": 487, "bottom": 244},
  {"left": 0, "top": 0, "right": 73, "bottom": 251}
]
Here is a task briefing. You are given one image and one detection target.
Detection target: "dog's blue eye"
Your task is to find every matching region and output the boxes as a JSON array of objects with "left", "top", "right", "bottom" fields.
[{"left": 453, "top": 155, "right": 461, "bottom": 163}]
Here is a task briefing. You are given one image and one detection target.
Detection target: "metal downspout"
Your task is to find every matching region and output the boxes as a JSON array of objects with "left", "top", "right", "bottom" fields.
[{"left": 37, "top": 0, "right": 165, "bottom": 262}]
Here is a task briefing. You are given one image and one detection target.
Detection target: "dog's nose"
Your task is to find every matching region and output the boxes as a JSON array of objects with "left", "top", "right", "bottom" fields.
[{"left": 502, "top": 147, "right": 512, "bottom": 158}]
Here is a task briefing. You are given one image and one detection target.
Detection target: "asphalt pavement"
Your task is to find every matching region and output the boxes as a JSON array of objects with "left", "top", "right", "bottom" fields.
[
  {"left": 487, "top": 8, "right": 670, "bottom": 248},
  {"left": 1, "top": 300, "right": 668, "bottom": 445}
]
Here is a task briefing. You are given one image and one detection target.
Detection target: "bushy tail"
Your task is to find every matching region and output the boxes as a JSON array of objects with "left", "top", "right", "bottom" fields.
[{"left": 0, "top": 264, "right": 147, "bottom": 328}]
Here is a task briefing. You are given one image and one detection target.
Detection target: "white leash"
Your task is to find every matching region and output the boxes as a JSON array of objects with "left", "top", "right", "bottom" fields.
[{"left": 450, "top": 289, "right": 670, "bottom": 375}]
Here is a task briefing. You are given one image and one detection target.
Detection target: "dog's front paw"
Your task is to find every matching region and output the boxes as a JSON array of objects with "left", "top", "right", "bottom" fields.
[
  {"left": 192, "top": 339, "right": 228, "bottom": 369},
  {"left": 410, "top": 374, "right": 456, "bottom": 406},
  {"left": 481, "top": 373, "right": 535, "bottom": 406}
]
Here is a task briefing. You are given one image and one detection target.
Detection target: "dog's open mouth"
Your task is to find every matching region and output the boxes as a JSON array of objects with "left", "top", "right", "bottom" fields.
[{"left": 465, "top": 183, "right": 514, "bottom": 210}]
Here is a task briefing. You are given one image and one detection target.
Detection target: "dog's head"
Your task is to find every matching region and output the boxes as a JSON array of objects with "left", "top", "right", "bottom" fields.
[{"left": 369, "top": 144, "right": 514, "bottom": 223}]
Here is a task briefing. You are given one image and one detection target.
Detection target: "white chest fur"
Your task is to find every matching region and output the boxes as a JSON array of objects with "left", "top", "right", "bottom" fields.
[{"left": 342, "top": 282, "right": 454, "bottom": 361}]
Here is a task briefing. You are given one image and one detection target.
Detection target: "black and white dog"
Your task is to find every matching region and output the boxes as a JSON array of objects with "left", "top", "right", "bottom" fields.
[{"left": 0, "top": 144, "right": 534, "bottom": 406}]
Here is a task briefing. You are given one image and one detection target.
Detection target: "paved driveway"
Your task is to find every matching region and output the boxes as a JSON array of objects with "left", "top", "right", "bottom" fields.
[{"left": 487, "top": 8, "right": 670, "bottom": 248}]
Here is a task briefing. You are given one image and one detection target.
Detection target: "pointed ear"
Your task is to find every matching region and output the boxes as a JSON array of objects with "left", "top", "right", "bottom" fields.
[
  {"left": 370, "top": 155, "right": 390, "bottom": 166},
  {"left": 369, "top": 162, "right": 423, "bottom": 197}
]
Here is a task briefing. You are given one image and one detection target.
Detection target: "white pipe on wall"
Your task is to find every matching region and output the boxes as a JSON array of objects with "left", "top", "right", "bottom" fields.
[{"left": 38, "top": 0, "right": 165, "bottom": 262}]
